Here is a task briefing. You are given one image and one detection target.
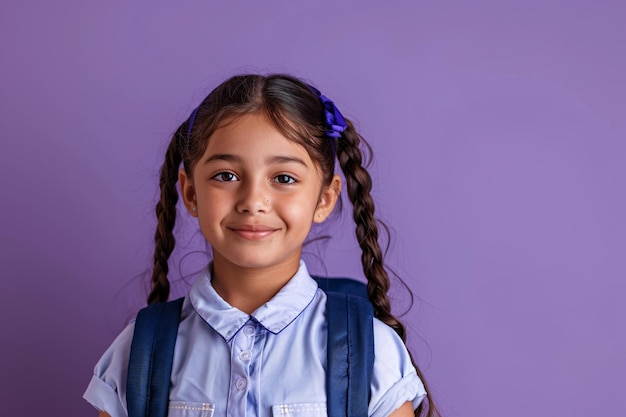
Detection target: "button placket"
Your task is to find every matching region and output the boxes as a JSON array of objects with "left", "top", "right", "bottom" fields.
[{"left": 227, "top": 320, "right": 257, "bottom": 417}]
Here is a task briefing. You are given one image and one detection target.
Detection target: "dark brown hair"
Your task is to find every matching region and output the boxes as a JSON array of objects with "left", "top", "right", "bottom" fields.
[{"left": 149, "top": 74, "right": 439, "bottom": 417}]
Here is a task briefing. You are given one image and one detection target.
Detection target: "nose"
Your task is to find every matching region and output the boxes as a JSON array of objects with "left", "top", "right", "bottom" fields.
[{"left": 236, "top": 180, "right": 270, "bottom": 214}]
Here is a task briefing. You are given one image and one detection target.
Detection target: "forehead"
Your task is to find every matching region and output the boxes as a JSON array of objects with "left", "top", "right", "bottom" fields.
[{"left": 204, "top": 113, "right": 314, "bottom": 162}]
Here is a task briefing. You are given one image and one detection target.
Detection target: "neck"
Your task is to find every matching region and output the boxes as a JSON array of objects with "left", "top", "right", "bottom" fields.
[{"left": 210, "top": 254, "right": 301, "bottom": 314}]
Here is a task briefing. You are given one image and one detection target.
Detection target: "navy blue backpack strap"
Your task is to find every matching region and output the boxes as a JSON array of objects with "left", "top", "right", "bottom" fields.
[
  {"left": 315, "top": 277, "right": 375, "bottom": 417},
  {"left": 126, "top": 297, "right": 184, "bottom": 417}
]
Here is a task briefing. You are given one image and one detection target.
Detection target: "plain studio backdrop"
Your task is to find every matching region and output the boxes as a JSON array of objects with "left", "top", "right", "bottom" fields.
[{"left": 1, "top": 1, "right": 624, "bottom": 416}]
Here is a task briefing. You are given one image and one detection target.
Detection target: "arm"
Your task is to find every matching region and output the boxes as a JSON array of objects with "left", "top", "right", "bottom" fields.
[
  {"left": 98, "top": 412, "right": 111, "bottom": 417},
  {"left": 388, "top": 401, "right": 414, "bottom": 417}
]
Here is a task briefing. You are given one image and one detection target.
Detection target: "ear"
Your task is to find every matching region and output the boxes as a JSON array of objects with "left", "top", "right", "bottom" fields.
[
  {"left": 179, "top": 169, "right": 198, "bottom": 217},
  {"left": 314, "top": 174, "right": 342, "bottom": 223}
]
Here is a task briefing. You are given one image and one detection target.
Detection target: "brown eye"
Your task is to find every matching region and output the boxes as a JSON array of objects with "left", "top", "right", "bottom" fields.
[
  {"left": 212, "top": 172, "right": 238, "bottom": 182},
  {"left": 273, "top": 174, "right": 296, "bottom": 184}
]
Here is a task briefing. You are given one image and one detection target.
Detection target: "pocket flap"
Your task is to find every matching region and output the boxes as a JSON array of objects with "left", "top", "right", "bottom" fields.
[{"left": 272, "top": 402, "right": 327, "bottom": 417}]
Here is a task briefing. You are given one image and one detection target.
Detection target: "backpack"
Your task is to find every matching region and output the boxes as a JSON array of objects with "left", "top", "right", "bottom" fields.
[{"left": 126, "top": 277, "right": 375, "bottom": 417}]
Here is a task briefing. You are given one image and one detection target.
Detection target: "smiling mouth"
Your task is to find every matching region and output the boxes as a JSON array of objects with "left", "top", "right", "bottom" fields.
[{"left": 228, "top": 226, "right": 279, "bottom": 240}]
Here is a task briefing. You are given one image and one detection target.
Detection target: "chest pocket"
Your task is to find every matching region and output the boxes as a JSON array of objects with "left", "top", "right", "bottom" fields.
[
  {"left": 272, "top": 403, "right": 327, "bottom": 417},
  {"left": 168, "top": 401, "right": 215, "bottom": 417}
]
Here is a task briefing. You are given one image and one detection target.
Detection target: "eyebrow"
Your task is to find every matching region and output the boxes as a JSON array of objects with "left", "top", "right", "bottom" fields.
[
  {"left": 203, "top": 154, "right": 308, "bottom": 167},
  {"left": 203, "top": 154, "right": 240, "bottom": 164},
  {"left": 266, "top": 155, "right": 309, "bottom": 167}
]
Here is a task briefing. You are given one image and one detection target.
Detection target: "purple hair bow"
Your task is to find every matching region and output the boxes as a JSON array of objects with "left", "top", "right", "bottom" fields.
[{"left": 308, "top": 85, "right": 348, "bottom": 139}]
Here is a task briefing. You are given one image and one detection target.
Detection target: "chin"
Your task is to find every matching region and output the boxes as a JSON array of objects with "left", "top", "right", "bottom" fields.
[{"left": 224, "top": 253, "right": 299, "bottom": 271}]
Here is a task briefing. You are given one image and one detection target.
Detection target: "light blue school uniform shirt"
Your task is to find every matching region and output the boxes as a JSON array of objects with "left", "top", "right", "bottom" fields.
[{"left": 84, "top": 261, "right": 426, "bottom": 417}]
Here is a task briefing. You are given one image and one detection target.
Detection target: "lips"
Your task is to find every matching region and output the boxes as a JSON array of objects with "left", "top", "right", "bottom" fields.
[{"left": 228, "top": 224, "right": 279, "bottom": 240}]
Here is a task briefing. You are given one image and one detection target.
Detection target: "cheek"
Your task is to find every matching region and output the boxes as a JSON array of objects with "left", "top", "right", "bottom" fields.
[
  {"left": 281, "top": 195, "right": 318, "bottom": 223},
  {"left": 196, "top": 192, "right": 228, "bottom": 229},
  {"left": 198, "top": 188, "right": 231, "bottom": 211}
]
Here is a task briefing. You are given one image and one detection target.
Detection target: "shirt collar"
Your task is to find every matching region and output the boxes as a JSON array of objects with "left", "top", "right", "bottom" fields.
[{"left": 188, "top": 261, "right": 319, "bottom": 341}]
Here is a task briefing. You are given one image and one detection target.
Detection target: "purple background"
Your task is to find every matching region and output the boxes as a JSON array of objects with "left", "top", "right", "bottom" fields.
[{"left": 1, "top": 1, "right": 624, "bottom": 416}]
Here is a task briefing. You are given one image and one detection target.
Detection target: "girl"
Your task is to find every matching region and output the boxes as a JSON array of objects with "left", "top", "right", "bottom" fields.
[{"left": 84, "top": 74, "right": 439, "bottom": 417}]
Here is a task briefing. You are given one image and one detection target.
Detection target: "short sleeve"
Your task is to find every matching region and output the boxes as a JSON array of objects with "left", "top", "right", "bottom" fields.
[
  {"left": 368, "top": 319, "right": 427, "bottom": 417},
  {"left": 83, "top": 322, "right": 135, "bottom": 417}
]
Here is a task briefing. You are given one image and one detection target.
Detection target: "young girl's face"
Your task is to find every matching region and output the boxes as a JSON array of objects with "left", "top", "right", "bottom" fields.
[{"left": 179, "top": 113, "right": 340, "bottom": 274}]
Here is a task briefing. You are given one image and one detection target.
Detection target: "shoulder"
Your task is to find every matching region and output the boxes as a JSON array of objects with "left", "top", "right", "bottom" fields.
[
  {"left": 83, "top": 321, "right": 136, "bottom": 417},
  {"left": 84, "top": 298, "right": 195, "bottom": 417},
  {"left": 372, "top": 319, "right": 413, "bottom": 372},
  {"left": 95, "top": 322, "right": 136, "bottom": 376},
  {"left": 369, "top": 319, "right": 427, "bottom": 417}
]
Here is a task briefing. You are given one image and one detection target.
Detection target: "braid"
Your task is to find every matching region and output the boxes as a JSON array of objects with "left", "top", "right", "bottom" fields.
[
  {"left": 336, "top": 123, "right": 402, "bottom": 334},
  {"left": 147, "top": 129, "right": 183, "bottom": 305},
  {"left": 337, "top": 123, "right": 440, "bottom": 417}
]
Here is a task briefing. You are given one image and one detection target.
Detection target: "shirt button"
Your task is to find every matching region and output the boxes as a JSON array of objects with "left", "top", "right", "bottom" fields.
[
  {"left": 235, "top": 378, "right": 247, "bottom": 391},
  {"left": 243, "top": 325, "right": 255, "bottom": 336},
  {"left": 239, "top": 350, "right": 252, "bottom": 361}
]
